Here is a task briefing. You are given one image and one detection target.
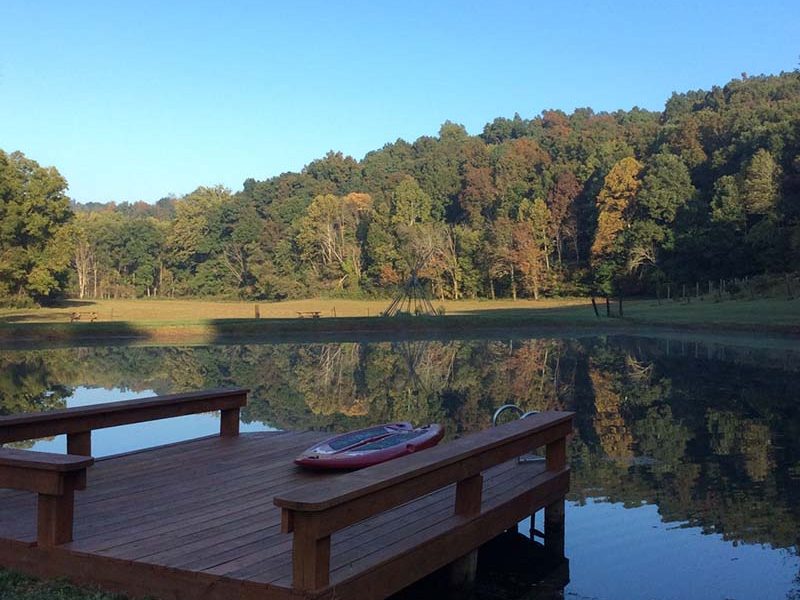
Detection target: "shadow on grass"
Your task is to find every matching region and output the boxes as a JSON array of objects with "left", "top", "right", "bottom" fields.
[
  {"left": 0, "top": 320, "right": 145, "bottom": 349},
  {"left": 202, "top": 303, "right": 624, "bottom": 346}
]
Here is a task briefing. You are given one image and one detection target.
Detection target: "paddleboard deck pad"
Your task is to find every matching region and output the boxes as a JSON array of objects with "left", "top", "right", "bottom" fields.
[{"left": 295, "top": 422, "right": 445, "bottom": 470}]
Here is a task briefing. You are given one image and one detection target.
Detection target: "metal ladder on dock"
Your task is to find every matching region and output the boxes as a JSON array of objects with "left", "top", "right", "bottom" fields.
[
  {"left": 492, "top": 404, "right": 545, "bottom": 464},
  {"left": 493, "top": 404, "right": 547, "bottom": 541}
]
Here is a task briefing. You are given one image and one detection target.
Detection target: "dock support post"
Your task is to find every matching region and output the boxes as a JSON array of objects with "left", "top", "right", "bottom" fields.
[
  {"left": 544, "top": 499, "right": 565, "bottom": 558},
  {"left": 545, "top": 434, "right": 567, "bottom": 557},
  {"left": 447, "top": 549, "right": 479, "bottom": 594}
]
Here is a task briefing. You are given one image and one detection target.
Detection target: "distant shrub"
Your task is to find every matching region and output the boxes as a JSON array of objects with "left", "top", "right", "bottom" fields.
[{"left": 0, "top": 295, "right": 36, "bottom": 309}]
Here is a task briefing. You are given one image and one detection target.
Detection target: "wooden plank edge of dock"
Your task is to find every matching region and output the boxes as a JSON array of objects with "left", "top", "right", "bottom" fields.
[{"left": 0, "top": 538, "right": 295, "bottom": 600}]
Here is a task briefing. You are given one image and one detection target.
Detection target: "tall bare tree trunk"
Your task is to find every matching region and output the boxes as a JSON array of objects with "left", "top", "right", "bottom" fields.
[
  {"left": 556, "top": 232, "right": 563, "bottom": 266},
  {"left": 511, "top": 265, "right": 517, "bottom": 300}
]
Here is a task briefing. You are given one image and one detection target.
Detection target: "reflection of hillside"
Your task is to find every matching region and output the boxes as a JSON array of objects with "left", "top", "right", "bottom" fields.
[
  {"left": 0, "top": 351, "right": 73, "bottom": 416},
  {"left": 296, "top": 344, "right": 368, "bottom": 416},
  {"left": 707, "top": 411, "right": 772, "bottom": 483},
  {"left": 0, "top": 335, "right": 798, "bottom": 553},
  {"left": 589, "top": 368, "right": 634, "bottom": 460},
  {"left": 505, "top": 340, "right": 571, "bottom": 411}
]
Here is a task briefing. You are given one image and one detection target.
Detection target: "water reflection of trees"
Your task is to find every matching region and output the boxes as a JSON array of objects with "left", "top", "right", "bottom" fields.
[{"left": 1, "top": 336, "right": 798, "bottom": 553}]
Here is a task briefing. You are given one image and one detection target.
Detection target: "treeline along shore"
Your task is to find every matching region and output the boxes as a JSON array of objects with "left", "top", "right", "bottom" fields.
[{"left": 1, "top": 72, "right": 798, "bottom": 307}]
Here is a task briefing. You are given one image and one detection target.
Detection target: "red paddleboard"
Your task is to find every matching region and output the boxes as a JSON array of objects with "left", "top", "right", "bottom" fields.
[{"left": 295, "top": 422, "right": 445, "bottom": 470}]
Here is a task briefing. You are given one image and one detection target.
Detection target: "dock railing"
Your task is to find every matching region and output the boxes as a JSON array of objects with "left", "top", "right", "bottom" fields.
[
  {"left": 0, "top": 387, "right": 249, "bottom": 547},
  {"left": 275, "top": 411, "right": 573, "bottom": 592}
]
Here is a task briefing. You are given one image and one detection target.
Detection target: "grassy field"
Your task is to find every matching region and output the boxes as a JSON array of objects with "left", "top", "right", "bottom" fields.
[
  {"left": 0, "top": 296, "right": 797, "bottom": 345},
  {"left": 0, "top": 297, "right": 590, "bottom": 323},
  {"left": 0, "top": 569, "right": 121, "bottom": 600}
]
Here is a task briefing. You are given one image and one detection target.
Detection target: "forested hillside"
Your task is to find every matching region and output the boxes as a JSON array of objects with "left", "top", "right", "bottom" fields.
[{"left": 2, "top": 72, "right": 798, "bottom": 304}]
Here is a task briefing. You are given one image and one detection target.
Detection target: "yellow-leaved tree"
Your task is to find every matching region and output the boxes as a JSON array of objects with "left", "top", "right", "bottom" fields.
[{"left": 591, "top": 157, "right": 643, "bottom": 260}]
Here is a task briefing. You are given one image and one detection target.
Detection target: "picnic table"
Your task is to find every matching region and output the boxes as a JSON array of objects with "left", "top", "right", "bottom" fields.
[
  {"left": 296, "top": 311, "right": 321, "bottom": 319},
  {"left": 70, "top": 311, "right": 98, "bottom": 323}
]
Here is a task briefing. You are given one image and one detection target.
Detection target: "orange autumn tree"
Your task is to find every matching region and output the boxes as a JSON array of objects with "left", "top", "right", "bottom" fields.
[{"left": 591, "top": 157, "right": 642, "bottom": 295}]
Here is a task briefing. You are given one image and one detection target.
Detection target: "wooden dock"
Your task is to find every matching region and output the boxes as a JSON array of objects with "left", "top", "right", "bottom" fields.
[{"left": 0, "top": 389, "right": 572, "bottom": 600}]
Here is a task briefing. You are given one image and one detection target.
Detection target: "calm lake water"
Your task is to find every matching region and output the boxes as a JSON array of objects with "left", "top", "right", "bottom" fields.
[{"left": 2, "top": 334, "right": 799, "bottom": 599}]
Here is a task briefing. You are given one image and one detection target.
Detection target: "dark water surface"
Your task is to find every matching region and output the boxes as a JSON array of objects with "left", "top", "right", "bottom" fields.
[{"left": 1, "top": 334, "right": 798, "bottom": 599}]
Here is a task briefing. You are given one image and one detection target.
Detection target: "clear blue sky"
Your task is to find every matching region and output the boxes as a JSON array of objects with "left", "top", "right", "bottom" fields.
[{"left": 0, "top": 0, "right": 797, "bottom": 204}]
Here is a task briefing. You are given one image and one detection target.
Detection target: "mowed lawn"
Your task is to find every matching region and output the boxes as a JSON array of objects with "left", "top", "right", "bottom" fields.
[
  {"left": 0, "top": 297, "right": 591, "bottom": 324},
  {"left": 1, "top": 296, "right": 798, "bottom": 331}
]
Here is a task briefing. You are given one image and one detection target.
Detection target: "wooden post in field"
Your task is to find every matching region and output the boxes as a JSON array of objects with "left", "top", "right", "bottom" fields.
[
  {"left": 254, "top": 305, "right": 260, "bottom": 319},
  {"left": 666, "top": 283, "right": 671, "bottom": 300},
  {"left": 618, "top": 296, "right": 623, "bottom": 318},
  {"left": 605, "top": 297, "right": 611, "bottom": 317},
  {"left": 656, "top": 284, "right": 661, "bottom": 305},
  {"left": 786, "top": 274, "right": 793, "bottom": 300},
  {"left": 696, "top": 282, "right": 700, "bottom": 299},
  {"left": 590, "top": 297, "right": 600, "bottom": 318}
]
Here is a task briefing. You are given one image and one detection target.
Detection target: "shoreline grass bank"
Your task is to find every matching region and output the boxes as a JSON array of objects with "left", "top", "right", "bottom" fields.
[{"left": 1, "top": 297, "right": 797, "bottom": 347}]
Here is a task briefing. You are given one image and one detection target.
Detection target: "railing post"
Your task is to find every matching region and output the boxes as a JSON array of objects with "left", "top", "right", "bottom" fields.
[
  {"left": 220, "top": 407, "right": 240, "bottom": 436},
  {"left": 286, "top": 511, "right": 330, "bottom": 591},
  {"left": 455, "top": 474, "right": 483, "bottom": 517},
  {"left": 67, "top": 431, "right": 92, "bottom": 487},
  {"left": 36, "top": 471, "right": 84, "bottom": 547},
  {"left": 67, "top": 431, "right": 92, "bottom": 456},
  {"left": 546, "top": 437, "right": 566, "bottom": 472}
]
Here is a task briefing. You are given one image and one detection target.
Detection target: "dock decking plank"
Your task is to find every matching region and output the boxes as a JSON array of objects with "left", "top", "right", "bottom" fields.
[{"left": 70, "top": 433, "right": 330, "bottom": 554}]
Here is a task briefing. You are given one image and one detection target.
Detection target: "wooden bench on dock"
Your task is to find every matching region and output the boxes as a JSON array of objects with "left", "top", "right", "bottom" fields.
[
  {"left": 69, "top": 311, "right": 98, "bottom": 323},
  {"left": 0, "top": 388, "right": 572, "bottom": 600}
]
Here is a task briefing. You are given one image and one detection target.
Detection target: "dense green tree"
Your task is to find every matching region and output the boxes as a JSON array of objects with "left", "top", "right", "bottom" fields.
[
  {"left": 390, "top": 176, "right": 433, "bottom": 227},
  {"left": 742, "top": 148, "right": 780, "bottom": 217},
  {"left": 711, "top": 175, "right": 746, "bottom": 228},
  {"left": 0, "top": 151, "right": 72, "bottom": 301},
  {"left": 627, "top": 153, "right": 695, "bottom": 280}
]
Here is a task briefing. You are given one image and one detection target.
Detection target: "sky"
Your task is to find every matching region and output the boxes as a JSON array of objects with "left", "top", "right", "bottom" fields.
[{"left": 0, "top": 0, "right": 797, "bottom": 204}]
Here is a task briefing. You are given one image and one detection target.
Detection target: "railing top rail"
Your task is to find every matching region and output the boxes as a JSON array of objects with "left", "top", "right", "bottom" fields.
[
  {"left": 275, "top": 410, "right": 573, "bottom": 514},
  {"left": 0, "top": 447, "right": 94, "bottom": 472},
  {"left": 0, "top": 387, "right": 249, "bottom": 443}
]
